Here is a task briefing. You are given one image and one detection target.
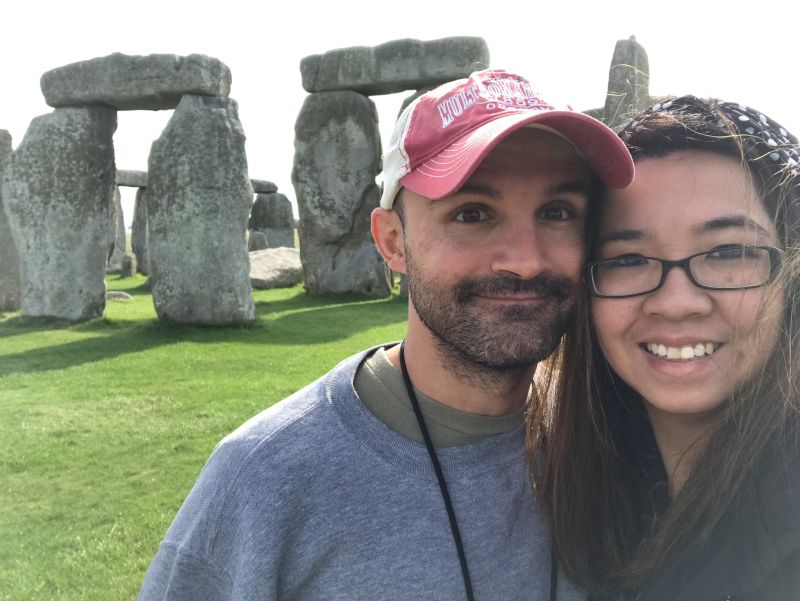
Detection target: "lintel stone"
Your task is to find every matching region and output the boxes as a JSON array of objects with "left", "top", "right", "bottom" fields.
[
  {"left": 300, "top": 37, "right": 490, "bottom": 95},
  {"left": 116, "top": 169, "right": 148, "bottom": 188},
  {"left": 251, "top": 179, "right": 278, "bottom": 194},
  {"left": 41, "top": 53, "right": 232, "bottom": 110}
]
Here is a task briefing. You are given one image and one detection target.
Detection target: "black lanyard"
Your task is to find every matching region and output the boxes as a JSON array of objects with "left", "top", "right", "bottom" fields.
[{"left": 398, "top": 341, "right": 558, "bottom": 601}]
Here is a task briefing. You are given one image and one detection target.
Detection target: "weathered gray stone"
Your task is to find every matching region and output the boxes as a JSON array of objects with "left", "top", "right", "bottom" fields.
[
  {"left": 116, "top": 169, "right": 147, "bottom": 188},
  {"left": 398, "top": 87, "right": 436, "bottom": 117},
  {"left": 131, "top": 188, "right": 150, "bottom": 275},
  {"left": 106, "top": 290, "right": 132, "bottom": 301},
  {"left": 249, "top": 192, "right": 294, "bottom": 248},
  {"left": 248, "top": 230, "right": 268, "bottom": 251},
  {"left": 399, "top": 274, "right": 408, "bottom": 298},
  {"left": 121, "top": 253, "right": 137, "bottom": 278},
  {"left": 41, "top": 53, "right": 231, "bottom": 111},
  {"left": 0, "top": 130, "right": 20, "bottom": 312},
  {"left": 301, "top": 37, "right": 490, "bottom": 95},
  {"left": 292, "top": 91, "right": 391, "bottom": 298},
  {"left": 2, "top": 107, "right": 116, "bottom": 321},
  {"left": 106, "top": 187, "right": 126, "bottom": 272},
  {"left": 248, "top": 195, "right": 270, "bottom": 231},
  {"left": 250, "top": 179, "right": 277, "bottom": 194},
  {"left": 265, "top": 194, "right": 295, "bottom": 249},
  {"left": 148, "top": 94, "right": 254, "bottom": 324},
  {"left": 603, "top": 36, "right": 650, "bottom": 129},
  {"left": 249, "top": 247, "right": 303, "bottom": 289}
]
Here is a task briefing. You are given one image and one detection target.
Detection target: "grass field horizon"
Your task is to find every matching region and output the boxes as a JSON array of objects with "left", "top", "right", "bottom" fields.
[{"left": 0, "top": 276, "right": 408, "bottom": 600}]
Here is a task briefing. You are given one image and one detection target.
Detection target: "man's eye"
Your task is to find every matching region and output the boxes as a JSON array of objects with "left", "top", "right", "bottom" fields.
[
  {"left": 539, "top": 206, "right": 573, "bottom": 221},
  {"left": 454, "top": 207, "right": 489, "bottom": 223}
]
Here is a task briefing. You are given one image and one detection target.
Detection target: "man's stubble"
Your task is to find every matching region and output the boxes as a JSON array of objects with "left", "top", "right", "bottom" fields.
[{"left": 404, "top": 243, "right": 577, "bottom": 388}]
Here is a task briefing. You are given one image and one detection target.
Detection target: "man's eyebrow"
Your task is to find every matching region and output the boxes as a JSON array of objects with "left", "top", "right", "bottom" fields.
[
  {"left": 596, "top": 228, "right": 645, "bottom": 247},
  {"left": 450, "top": 183, "right": 500, "bottom": 198},
  {"left": 696, "top": 215, "right": 771, "bottom": 236},
  {"left": 546, "top": 180, "right": 592, "bottom": 196},
  {"left": 451, "top": 179, "right": 590, "bottom": 200}
]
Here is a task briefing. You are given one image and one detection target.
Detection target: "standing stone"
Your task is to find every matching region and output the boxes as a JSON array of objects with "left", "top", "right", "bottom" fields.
[
  {"left": 131, "top": 187, "right": 150, "bottom": 275},
  {"left": 603, "top": 36, "right": 650, "bottom": 129},
  {"left": 292, "top": 91, "right": 391, "bottom": 298},
  {"left": 248, "top": 230, "right": 268, "bottom": 251},
  {"left": 121, "top": 253, "right": 137, "bottom": 278},
  {"left": 249, "top": 192, "right": 295, "bottom": 248},
  {"left": 148, "top": 94, "right": 254, "bottom": 324},
  {"left": 107, "top": 187, "right": 126, "bottom": 272},
  {"left": 2, "top": 107, "right": 116, "bottom": 321},
  {"left": 0, "top": 130, "right": 20, "bottom": 312}
]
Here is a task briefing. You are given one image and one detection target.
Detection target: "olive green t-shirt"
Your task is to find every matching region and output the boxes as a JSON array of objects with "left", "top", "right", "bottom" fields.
[{"left": 353, "top": 345, "right": 525, "bottom": 447}]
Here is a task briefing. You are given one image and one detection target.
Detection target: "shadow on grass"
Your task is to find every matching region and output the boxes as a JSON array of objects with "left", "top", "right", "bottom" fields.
[
  {"left": 243, "top": 296, "right": 407, "bottom": 345},
  {"left": 0, "top": 322, "right": 180, "bottom": 378},
  {"left": 0, "top": 295, "right": 408, "bottom": 376},
  {"left": 0, "top": 314, "right": 84, "bottom": 340}
]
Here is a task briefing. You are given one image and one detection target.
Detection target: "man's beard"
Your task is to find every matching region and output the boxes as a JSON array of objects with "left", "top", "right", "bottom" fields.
[{"left": 406, "top": 248, "right": 577, "bottom": 374}]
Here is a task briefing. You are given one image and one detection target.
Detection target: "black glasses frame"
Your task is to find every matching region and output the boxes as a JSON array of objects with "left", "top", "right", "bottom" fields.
[{"left": 585, "top": 245, "right": 784, "bottom": 298}]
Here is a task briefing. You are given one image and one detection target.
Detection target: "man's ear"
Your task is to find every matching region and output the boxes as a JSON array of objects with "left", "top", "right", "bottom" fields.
[{"left": 371, "top": 207, "right": 407, "bottom": 274}]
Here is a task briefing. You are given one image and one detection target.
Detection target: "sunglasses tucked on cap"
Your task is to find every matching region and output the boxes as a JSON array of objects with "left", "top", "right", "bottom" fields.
[{"left": 380, "top": 68, "right": 635, "bottom": 210}]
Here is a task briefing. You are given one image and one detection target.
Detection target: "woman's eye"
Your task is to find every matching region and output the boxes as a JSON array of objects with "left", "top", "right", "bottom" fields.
[
  {"left": 454, "top": 207, "right": 489, "bottom": 223},
  {"left": 706, "top": 245, "right": 751, "bottom": 260},
  {"left": 610, "top": 255, "right": 649, "bottom": 268}
]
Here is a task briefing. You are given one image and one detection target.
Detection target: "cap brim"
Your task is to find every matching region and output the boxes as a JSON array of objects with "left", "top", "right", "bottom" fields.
[{"left": 399, "top": 110, "right": 634, "bottom": 199}]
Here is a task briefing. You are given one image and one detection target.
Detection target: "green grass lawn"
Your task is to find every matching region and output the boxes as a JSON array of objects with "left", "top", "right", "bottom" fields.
[{"left": 0, "top": 276, "right": 408, "bottom": 600}]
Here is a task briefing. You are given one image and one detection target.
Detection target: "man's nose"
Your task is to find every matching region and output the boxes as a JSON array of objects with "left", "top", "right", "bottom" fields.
[{"left": 490, "top": 221, "right": 548, "bottom": 279}]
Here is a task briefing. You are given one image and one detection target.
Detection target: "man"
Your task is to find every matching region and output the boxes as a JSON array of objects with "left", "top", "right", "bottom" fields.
[{"left": 139, "top": 69, "right": 633, "bottom": 601}]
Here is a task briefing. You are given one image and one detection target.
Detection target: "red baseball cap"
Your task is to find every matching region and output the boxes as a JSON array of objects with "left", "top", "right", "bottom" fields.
[{"left": 380, "top": 69, "right": 634, "bottom": 209}]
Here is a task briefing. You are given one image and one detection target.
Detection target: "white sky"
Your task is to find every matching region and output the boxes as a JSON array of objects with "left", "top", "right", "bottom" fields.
[{"left": 3, "top": 0, "right": 799, "bottom": 227}]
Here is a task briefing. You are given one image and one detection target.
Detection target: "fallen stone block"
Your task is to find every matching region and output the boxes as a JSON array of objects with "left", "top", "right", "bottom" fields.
[
  {"left": 249, "top": 247, "right": 303, "bottom": 289},
  {"left": 107, "top": 291, "right": 132, "bottom": 301}
]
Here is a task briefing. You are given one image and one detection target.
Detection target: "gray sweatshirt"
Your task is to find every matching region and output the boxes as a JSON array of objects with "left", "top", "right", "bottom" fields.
[{"left": 139, "top": 348, "right": 583, "bottom": 601}]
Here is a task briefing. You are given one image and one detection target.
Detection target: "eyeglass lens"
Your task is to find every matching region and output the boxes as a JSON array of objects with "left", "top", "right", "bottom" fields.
[{"left": 591, "top": 247, "right": 774, "bottom": 297}]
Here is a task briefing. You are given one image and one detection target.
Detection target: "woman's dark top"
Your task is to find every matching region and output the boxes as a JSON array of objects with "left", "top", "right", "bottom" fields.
[{"left": 635, "top": 441, "right": 800, "bottom": 601}]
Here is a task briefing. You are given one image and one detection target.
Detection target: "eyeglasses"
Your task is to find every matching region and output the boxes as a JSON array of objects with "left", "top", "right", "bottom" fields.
[{"left": 585, "top": 245, "right": 784, "bottom": 298}]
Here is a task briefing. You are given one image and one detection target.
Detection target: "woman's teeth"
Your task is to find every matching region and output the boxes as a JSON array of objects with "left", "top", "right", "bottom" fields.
[{"left": 645, "top": 342, "right": 719, "bottom": 360}]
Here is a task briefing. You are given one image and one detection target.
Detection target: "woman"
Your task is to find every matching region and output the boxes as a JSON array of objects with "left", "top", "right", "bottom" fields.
[{"left": 529, "top": 96, "right": 800, "bottom": 600}]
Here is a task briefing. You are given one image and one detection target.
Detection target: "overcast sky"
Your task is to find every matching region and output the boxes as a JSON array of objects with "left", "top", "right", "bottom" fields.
[{"left": 3, "top": 0, "right": 798, "bottom": 225}]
